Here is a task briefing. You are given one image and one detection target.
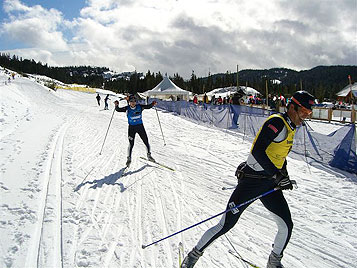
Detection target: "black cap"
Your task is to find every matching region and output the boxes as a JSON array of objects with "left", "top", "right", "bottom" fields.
[
  {"left": 291, "top": 91, "right": 315, "bottom": 110},
  {"left": 128, "top": 94, "right": 136, "bottom": 101}
]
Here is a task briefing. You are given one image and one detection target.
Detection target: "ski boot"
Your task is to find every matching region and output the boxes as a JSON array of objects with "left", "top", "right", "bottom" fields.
[
  {"left": 126, "top": 156, "right": 131, "bottom": 167},
  {"left": 266, "top": 251, "right": 285, "bottom": 268},
  {"left": 181, "top": 247, "right": 203, "bottom": 268},
  {"left": 147, "top": 152, "right": 155, "bottom": 162}
]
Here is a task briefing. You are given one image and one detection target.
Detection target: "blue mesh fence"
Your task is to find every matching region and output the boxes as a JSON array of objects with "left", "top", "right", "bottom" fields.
[{"left": 154, "top": 100, "right": 357, "bottom": 174}]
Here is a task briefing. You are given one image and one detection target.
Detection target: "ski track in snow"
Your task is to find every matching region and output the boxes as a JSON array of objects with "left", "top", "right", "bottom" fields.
[
  {"left": 1, "top": 71, "right": 357, "bottom": 268},
  {"left": 31, "top": 122, "right": 69, "bottom": 267}
]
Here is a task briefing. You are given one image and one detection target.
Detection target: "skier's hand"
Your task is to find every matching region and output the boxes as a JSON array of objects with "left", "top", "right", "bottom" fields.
[
  {"left": 114, "top": 100, "right": 119, "bottom": 107},
  {"left": 152, "top": 101, "right": 157, "bottom": 106},
  {"left": 274, "top": 171, "right": 293, "bottom": 190},
  {"left": 235, "top": 162, "right": 246, "bottom": 181},
  {"left": 277, "top": 176, "right": 293, "bottom": 190}
]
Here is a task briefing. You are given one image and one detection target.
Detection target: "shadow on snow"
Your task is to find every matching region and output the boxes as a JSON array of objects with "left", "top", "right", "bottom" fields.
[{"left": 74, "top": 164, "right": 151, "bottom": 192}]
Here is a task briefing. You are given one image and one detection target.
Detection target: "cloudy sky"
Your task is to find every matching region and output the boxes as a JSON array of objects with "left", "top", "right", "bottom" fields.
[{"left": 0, "top": 0, "right": 356, "bottom": 78}]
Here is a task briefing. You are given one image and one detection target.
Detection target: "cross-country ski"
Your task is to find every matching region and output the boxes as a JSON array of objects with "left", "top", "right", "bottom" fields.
[
  {"left": 178, "top": 242, "right": 184, "bottom": 268},
  {"left": 139, "top": 156, "right": 175, "bottom": 171},
  {"left": 228, "top": 249, "right": 261, "bottom": 268}
]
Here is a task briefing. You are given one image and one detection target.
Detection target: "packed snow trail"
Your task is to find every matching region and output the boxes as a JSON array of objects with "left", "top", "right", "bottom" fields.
[{"left": 0, "top": 71, "right": 356, "bottom": 268}]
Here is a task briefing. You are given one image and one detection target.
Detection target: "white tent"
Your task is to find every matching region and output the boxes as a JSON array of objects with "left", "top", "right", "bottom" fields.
[
  {"left": 242, "top": 86, "right": 261, "bottom": 96},
  {"left": 204, "top": 86, "right": 236, "bottom": 99},
  {"left": 336, "top": 82, "right": 357, "bottom": 98},
  {"left": 201, "top": 86, "right": 261, "bottom": 99},
  {"left": 143, "top": 76, "right": 191, "bottom": 101}
]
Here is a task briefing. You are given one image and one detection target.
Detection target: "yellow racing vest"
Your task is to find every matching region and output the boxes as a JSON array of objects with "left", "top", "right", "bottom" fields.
[{"left": 251, "top": 114, "right": 296, "bottom": 169}]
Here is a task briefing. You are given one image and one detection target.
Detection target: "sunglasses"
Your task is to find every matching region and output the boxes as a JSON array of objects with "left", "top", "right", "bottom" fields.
[{"left": 291, "top": 97, "right": 312, "bottom": 117}]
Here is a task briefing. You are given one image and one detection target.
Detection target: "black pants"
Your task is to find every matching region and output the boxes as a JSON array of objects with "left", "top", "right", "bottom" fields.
[
  {"left": 128, "top": 124, "right": 150, "bottom": 157},
  {"left": 196, "top": 178, "right": 293, "bottom": 256}
]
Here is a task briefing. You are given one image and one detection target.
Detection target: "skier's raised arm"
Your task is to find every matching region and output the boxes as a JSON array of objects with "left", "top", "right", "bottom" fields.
[
  {"left": 140, "top": 100, "right": 157, "bottom": 109},
  {"left": 114, "top": 100, "right": 127, "bottom": 112}
]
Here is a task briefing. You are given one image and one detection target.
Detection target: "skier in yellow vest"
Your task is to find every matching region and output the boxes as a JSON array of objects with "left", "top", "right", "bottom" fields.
[{"left": 182, "top": 91, "right": 315, "bottom": 268}]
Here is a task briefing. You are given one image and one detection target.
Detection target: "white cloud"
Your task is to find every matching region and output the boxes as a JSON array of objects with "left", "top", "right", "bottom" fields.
[
  {"left": 2, "top": 0, "right": 68, "bottom": 50},
  {"left": 1, "top": 0, "right": 356, "bottom": 79},
  {"left": 3, "top": 0, "right": 30, "bottom": 13}
]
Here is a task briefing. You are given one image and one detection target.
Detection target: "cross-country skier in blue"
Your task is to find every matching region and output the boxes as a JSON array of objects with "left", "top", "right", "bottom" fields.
[
  {"left": 181, "top": 91, "right": 315, "bottom": 268},
  {"left": 114, "top": 95, "right": 157, "bottom": 167}
]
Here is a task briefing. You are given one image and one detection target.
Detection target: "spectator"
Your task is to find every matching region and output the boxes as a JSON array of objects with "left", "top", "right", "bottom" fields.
[
  {"left": 203, "top": 93, "right": 209, "bottom": 104},
  {"left": 211, "top": 95, "right": 216, "bottom": 105}
]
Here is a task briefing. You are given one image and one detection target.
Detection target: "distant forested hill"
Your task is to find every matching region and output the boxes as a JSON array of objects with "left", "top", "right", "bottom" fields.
[{"left": 1, "top": 52, "right": 356, "bottom": 100}]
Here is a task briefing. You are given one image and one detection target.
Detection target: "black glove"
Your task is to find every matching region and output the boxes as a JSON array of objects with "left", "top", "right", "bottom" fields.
[
  {"left": 235, "top": 162, "right": 246, "bottom": 180},
  {"left": 274, "top": 171, "right": 293, "bottom": 190}
]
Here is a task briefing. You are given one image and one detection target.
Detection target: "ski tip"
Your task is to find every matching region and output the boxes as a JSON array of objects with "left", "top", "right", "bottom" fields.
[{"left": 141, "top": 245, "right": 147, "bottom": 249}]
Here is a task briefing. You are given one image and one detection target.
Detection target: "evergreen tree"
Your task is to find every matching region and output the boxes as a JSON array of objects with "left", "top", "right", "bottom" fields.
[{"left": 0, "top": 53, "right": 356, "bottom": 99}]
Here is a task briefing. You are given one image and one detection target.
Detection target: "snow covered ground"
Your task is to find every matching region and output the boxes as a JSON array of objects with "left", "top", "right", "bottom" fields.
[{"left": 1, "top": 70, "right": 356, "bottom": 268}]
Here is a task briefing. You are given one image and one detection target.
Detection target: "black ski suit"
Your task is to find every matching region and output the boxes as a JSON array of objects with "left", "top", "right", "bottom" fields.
[
  {"left": 195, "top": 112, "right": 295, "bottom": 257},
  {"left": 115, "top": 102, "right": 155, "bottom": 157}
]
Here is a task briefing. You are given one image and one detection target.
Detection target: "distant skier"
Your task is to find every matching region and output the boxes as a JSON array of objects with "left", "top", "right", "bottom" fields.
[
  {"left": 181, "top": 91, "right": 315, "bottom": 268},
  {"left": 96, "top": 93, "right": 101, "bottom": 106},
  {"left": 114, "top": 95, "right": 157, "bottom": 167},
  {"left": 104, "top": 94, "right": 110, "bottom": 110}
]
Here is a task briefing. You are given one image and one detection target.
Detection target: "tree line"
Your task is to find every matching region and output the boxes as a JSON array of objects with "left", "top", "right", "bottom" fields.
[{"left": 1, "top": 53, "right": 356, "bottom": 100}]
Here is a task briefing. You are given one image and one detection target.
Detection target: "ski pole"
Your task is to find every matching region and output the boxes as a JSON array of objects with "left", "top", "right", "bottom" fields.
[
  {"left": 222, "top": 186, "right": 236, "bottom": 190},
  {"left": 142, "top": 187, "right": 279, "bottom": 249},
  {"left": 155, "top": 106, "right": 166, "bottom": 146},
  {"left": 99, "top": 108, "right": 115, "bottom": 155}
]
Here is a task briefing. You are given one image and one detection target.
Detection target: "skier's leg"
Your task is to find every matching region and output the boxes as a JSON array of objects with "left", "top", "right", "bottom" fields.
[
  {"left": 127, "top": 126, "right": 136, "bottom": 160},
  {"left": 182, "top": 178, "right": 273, "bottom": 268},
  {"left": 137, "top": 125, "right": 151, "bottom": 153},
  {"left": 182, "top": 194, "right": 244, "bottom": 268},
  {"left": 196, "top": 178, "right": 274, "bottom": 252},
  {"left": 260, "top": 190, "right": 293, "bottom": 256}
]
